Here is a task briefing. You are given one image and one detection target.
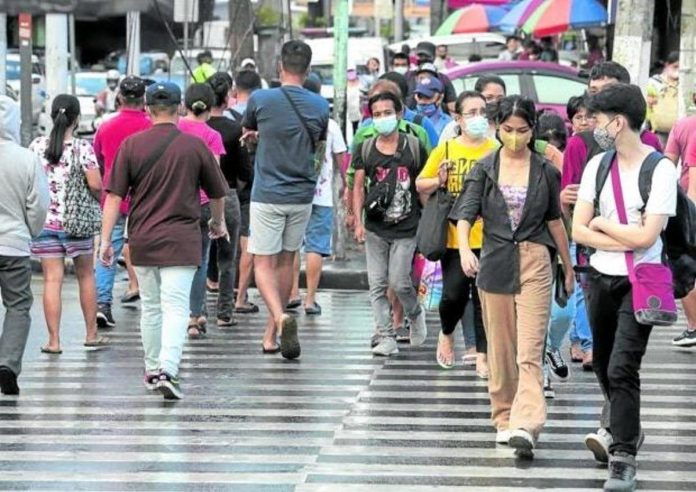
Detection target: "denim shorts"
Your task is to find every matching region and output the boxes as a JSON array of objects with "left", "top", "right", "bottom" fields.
[
  {"left": 31, "top": 229, "right": 94, "bottom": 259},
  {"left": 304, "top": 205, "right": 333, "bottom": 257}
]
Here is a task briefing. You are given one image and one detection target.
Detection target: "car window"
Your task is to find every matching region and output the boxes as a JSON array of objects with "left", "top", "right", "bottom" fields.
[
  {"left": 532, "top": 74, "right": 586, "bottom": 105},
  {"left": 451, "top": 73, "right": 521, "bottom": 96}
]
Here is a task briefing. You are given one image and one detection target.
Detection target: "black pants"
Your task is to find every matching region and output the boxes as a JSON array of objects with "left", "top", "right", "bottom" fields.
[
  {"left": 440, "top": 249, "right": 486, "bottom": 353},
  {"left": 585, "top": 270, "right": 652, "bottom": 457}
]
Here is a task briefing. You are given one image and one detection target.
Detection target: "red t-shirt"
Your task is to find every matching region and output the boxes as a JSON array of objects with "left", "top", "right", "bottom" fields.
[
  {"left": 107, "top": 123, "right": 228, "bottom": 267},
  {"left": 666, "top": 116, "right": 696, "bottom": 190},
  {"left": 93, "top": 108, "right": 152, "bottom": 215},
  {"left": 178, "top": 118, "right": 226, "bottom": 204}
]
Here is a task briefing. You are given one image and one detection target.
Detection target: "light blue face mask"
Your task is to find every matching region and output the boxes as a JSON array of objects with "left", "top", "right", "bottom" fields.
[
  {"left": 464, "top": 115, "right": 489, "bottom": 139},
  {"left": 374, "top": 115, "right": 398, "bottom": 135}
]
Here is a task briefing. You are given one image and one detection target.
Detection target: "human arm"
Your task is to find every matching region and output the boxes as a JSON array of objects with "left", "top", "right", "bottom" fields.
[
  {"left": 415, "top": 142, "right": 447, "bottom": 196},
  {"left": 548, "top": 218, "right": 575, "bottom": 294},
  {"left": 26, "top": 154, "right": 49, "bottom": 237},
  {"left": 457, "top": 220, "right": 479, "bottom": 277},
  {"left": 353, "top": 169, "right": 366, "bottom": 243},
  {"left": 572, "top": 199, "right": 630, "bottom": 251},
  {"left": 98, "top": 193, "right": 122, "bottom": 266},
  {"left": 449, "top": 165, "right": 485, "bottom": 277},
  {"left": 208, "top": 197, "right": 228, "bottom": 240}
]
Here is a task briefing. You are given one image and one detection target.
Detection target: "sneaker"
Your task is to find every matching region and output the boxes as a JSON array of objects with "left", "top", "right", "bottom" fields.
[
  {"left": 143, "top": 372, "right": 159, "bottom": 391},
  {"left": 585, "top": 427, "right": 613, "bottom": 464},
  {"left": 372, "top": 337, "right": 399, "bottom": 356},
  {"left": 370, "top": 333, "right": 383, "bottom": 348},
  {"left": 409, "top": 307, "right": 427, "bottom": 347},
  {"left": 672, "top": 328, "right": 696, "bottom": 347},
  {"left": 546, "top": 349, "right": 569, "bottom": 380},
  {"left": 96, "top": 304, "right": 116, "bottom": 328},
  {"left": 543, "top": 371, "right": 555, "bottom": 399},
  {"left": 217, "top": 315, "right": 238, "bottom": 328},
  {"left": 603, "top": 452, "right": 637, "bottom": 491},
  {"left": 582, "top": 350, "right": 594, "bottom": 371},
  {"left": 395, "top": 319, "right": 411, "bottom": 343},
  {"left": 0, "top": 366, "right": 19, "bottom": 395},
  {"left": 495, "top": 429, "right": 511, "bottom": 444},
  {"left": 156, "top": 372, "right": 183, "bottom": 400},
  {"left": 508, "top": 429, "right": 535, "bottom": 458},
  {"left": 570, "top": 342, "right": 584, "bottom": 363}
]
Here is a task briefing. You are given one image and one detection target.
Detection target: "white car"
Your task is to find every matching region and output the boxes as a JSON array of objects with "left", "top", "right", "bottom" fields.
[{"left": 6, "top": 53, "right": 46, "bottom": 124}]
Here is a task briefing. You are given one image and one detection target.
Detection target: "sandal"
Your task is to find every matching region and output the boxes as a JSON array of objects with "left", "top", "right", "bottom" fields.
[
  {"left": 461, "top": 347, "right": 477, "bottom": 366},
  {"left": 120, "top": 290, "right": 140, "bottom": 304},
  {"left": 41, "top": 346, "right": 62, "bottom": 355},
  {"left": 436, "top": 332, "right": 455, "bottom": 369},
  {"left": 187, "top": 318, "right": 205, "bottom": 339},
  {"left": 84, "top": 336, "right": 109, "bottom": 348},
  {"left": 285, "top": 298, "right": 302, "bottom": 310},
  {"left": 476, "top": 354, "right": 489, "bottom": 380},
  {"left": 304, "top": 302, "right": 322, "bottom": 316},
  {"left": 235, "top": 303, "right": 260, "bottom": 314}
]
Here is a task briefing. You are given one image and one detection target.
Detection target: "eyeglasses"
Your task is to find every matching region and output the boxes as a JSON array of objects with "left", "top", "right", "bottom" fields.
[
  {"left": 572, "top": 114, "right": 596, "bottom": 123},
  {"left": 460, "top": 109, "right": 487, "bottom": 118}
]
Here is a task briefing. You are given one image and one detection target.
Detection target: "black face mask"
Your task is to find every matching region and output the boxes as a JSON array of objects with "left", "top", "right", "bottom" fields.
[{"left": 418, "top": 56, "right": 433, "bottom": 65}]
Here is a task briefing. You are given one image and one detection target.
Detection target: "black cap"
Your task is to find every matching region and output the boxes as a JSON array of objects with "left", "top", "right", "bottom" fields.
[
  {"left": 145, "top": 82, "right": 182, "bottom": 106},
  {"left": 119, "top": 75, "right": 146, "bottom": 98},
  {"left": 416, "top": 41, "right": 436, "bottom": 58}
]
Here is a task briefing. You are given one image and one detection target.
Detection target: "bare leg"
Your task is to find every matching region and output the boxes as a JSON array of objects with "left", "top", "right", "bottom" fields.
[
  {"left": 255, "top": 251, "right": 296, "bottom": 349},
  {"left": 682, "top": 287, "right": 696, "bottom": 330},
  {"left": 304, "top": 252, "right": 323, "bottom": 308},
  {"left": 389, "top": 288, "right": 405, "bottom": 329},
  {"left": 41, "top": 258, "right": 65, "bottom": 352},
  {"left": 123, "top": 244, "right": 139, "bottom": 294},
  {"left": 289, "top": 251, "right": 301, "bottom": 302},
  {"left": 235, "top": 236, "right": 254, "bottom": 308},
  {"left": 73, "top": 254, "right": 99, "bottom": 343}
]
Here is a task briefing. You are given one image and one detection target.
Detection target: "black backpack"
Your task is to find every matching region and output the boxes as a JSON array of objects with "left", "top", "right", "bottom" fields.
[{"left": 594, "top": 150, "right": 696, "bottom": 298}]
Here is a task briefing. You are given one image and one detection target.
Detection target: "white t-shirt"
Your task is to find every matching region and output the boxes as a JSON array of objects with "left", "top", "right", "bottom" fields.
[
  {"left": 577, "top": 152, "right": 678, "bottom": 276},
  {"left": 313, "top": 118, "right": 347, "bottom": 207}
]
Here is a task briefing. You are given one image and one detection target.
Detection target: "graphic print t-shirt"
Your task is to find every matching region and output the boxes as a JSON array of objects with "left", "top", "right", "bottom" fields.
[{"left": 352, "top": 136, "right": 428, "bottom": 239}]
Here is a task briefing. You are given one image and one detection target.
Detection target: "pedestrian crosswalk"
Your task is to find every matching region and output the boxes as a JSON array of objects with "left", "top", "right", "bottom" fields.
[{"left": 3, "top": 283, "right": 695, "bottom": 490}]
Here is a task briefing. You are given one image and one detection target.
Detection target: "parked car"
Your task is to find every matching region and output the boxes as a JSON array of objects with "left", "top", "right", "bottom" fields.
[
  {"left": 444, "top": 60, "right": 588, "bottom": 119},
  {"left": 117, "top": 51, "right": 170, "bottom": 76},
  {"left": 6, "top": 53, "right": 46, "bottom": 124}
]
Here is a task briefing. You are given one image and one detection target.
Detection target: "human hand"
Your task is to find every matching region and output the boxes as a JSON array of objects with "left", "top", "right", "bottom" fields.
[
  {"left": 560, "top": 184, "right": 579, "bottom": 206},
  {"left": 460, "top": 249, "right": 479, "bottom": 277},
  {"left": 99, "top": 241, "right": 114, "bottom": 267}
]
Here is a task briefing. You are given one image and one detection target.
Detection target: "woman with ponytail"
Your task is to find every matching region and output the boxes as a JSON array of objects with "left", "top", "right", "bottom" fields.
[
  {"left": 177, "top": 83, "right": 227, "bottom": 338},
  {"left": 29, "top": 94, "right": 105, "bottom": 354}
]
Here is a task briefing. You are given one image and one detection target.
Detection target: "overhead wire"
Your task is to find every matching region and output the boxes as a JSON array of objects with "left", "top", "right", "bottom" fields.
[{"left": 150, "top": 0, "right": 195, "bottom": 79}]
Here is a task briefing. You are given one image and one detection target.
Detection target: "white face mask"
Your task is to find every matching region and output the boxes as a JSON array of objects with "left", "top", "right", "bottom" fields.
[{"left": 393, "top": 66, "right": 408, "bottom": 75}]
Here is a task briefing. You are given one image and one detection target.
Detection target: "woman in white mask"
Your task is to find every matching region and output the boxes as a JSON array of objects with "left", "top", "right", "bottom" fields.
[{"left": 416, "top": 91, "right": 498, "bottom": 372}]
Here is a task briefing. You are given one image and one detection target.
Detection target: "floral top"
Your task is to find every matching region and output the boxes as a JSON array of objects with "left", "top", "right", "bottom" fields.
[
  {"left": 28, "top": 137, "right": 99, "bottom": 231},
  {"left": 500, "top": 185, "right": 528, "bottom": 232}
]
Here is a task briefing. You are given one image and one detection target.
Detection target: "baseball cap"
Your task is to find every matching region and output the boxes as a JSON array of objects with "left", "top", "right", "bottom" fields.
[
  {"left": 416, "top": 41, "right": 436, "bottom": 58},
  {"left": 415, "top": 76, "right": 444, "bottom": 98},
  {"left": 145, "top": 81, "right": 182, "bottom": 106},
  {"left": 119, "top": 75, "right": 146, "bottom": 98},
  {"left": 417, "top": 63, "right": 439, "bottom": 76}
]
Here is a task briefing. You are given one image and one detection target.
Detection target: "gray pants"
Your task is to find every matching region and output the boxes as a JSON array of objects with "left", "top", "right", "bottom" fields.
[
  {"left": 216, "top": 189, "right": 241, "bottom": 319},
  {"left": 0, "top": 256, "right": 32, "bottom": 376},
  {"left": 365, "top": 231, "right": 420, "bottom": 338}
]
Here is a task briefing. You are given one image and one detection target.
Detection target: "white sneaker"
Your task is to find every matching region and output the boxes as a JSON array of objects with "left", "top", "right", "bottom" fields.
[
  {"left": 409, "top": 307, "right": 427, "bottom": 347},
  {"left": 496, "top": 429, "right": 511, "bottom": 444},
  {"left": 585, "top": 427, "right": 613, "bottom": 464},
  {"left": 508, "top": 429, "right": 535, "bottom": 458},
  {"left": 372, "top": 337, "right": 399, "bottom": 356}
]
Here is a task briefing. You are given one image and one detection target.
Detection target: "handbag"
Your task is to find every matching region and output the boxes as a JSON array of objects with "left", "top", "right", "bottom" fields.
[
  {"left": 609, "top": 156, "right": 677, "bottom": 326},
  {"left": 417, "top": 259, "right": 443, "bottom": 311},
  {"left": 63, "top": 140, "right": 102, "bottom": 238},
  {"left": 416, "top": 141, "right": 453, "bottom": 261}
]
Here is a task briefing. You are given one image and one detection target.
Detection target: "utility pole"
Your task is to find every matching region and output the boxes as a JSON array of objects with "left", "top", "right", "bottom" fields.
[
  {"left": 394, "top": 0, "right": 404, "bottom": 42},
  {"left": 0, "top": 14, "right": 6, "bottom": 96},
  {"left": 18, "top": 12, "right": 33, "bottom": 146},
  {"left": 126, "top": 11, "right": 141, "bottom": 76},
  {"left": 229, "top": 0, "right": 255, "bottom": 70},
  {"left": 612, "top": 0, "right": 655, "bottom": 89},
  {"left": 45, "top": 14, "right": 69, "bottom": 98},
  {"left": 332, "top": 0, "right": 349, "bottom": 260},
  {"left": 679, "top": 0, "right": 696, "bottom": 117},
  {"left": 430, "top": 0, "right": 444, "bottom": 36},
  {"left": 69, "top": 14, "right": 77, "bottom": 95}
]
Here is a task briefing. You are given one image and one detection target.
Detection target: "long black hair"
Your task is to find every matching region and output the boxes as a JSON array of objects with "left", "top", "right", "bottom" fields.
[
  {"left": 496, "top": 95, "right": 537, "bottom": 152},
  {"left": 46, "top": 94, "right": 80, "bottom": 165}
]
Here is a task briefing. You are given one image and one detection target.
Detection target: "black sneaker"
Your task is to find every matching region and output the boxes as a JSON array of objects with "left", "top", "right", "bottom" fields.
[
  {"left": 604, "top": 452, "right": 637, "bottom": 491},
  {"left": 672, "top": 329, "right": 696, "bottom": 347},
  {"left": 0, "top": 366, "right": 19, "bottom": 395},
  {"left": 544, "top": 371, "right": 555, "bottom": 399},
  {"left": 156, "top": 372, "right": 183, "bottom": 400},
  {"left": 546, "top": 349, "right": 569, "bottom": 380},
  {"left": 96, "top": 304, "right": 116, "bottom": 328}
]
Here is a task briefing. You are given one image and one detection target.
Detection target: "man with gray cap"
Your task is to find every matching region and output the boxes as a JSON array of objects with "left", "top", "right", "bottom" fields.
[
  {"left": 0, "top": 95, "right": 49, "bottom": 395},
  {"left": 100, "top": 82, "right": 229, "bottom": 400}
]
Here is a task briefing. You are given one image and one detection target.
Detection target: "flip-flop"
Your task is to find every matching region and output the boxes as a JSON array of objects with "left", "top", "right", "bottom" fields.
[
  {"left": 279, "top": 315, "right": 301, "bottom": 360},
  {"left": 41, "top": 346, "right": 62, "bottom": 355},
  {"left": 436, "top": 333, "right": 455, "bottom": 370},
  {"left": 235, "top": 303, "right": 260, "bottom": 314},
  {"left": 262, "top": 344, "right": 281, "bottom": 354},
  {"left": 304, "top": 302, "right": 322, "bottom": 316},
  {"left": 120, "top": 291, "right": 140, "bottom": 303},
  {"left": 285, "top": 298, "right": 301, "bottom": 310},
  {"left": 84, "top": 336, "right": 109, "bottom": 348}
]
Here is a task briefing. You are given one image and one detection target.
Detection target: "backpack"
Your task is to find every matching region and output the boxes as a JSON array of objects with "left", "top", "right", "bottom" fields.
[
  {"left": 650, "top": 76, "right": 679, "bottom": 133},
  {"left": 594, "top": 150, "right": 696, "bottom": 298}
]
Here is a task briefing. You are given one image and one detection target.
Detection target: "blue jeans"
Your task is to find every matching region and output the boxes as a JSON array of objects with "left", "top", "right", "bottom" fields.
[
  {"left": 96, "top": 214, "right": 127, "bottom": 306},
  {"left": 189, "top": 205, "right": 211, "bottom": 318},
  {"left": 568, "top": 242, "right": 593, "bottom": 351},
  {"left": 548, "top": 290, "right": 576, "bottom": 352}
]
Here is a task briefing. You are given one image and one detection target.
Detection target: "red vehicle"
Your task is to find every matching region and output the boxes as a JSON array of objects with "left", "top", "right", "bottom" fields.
[{"left": 444, "top": 60, "right": 588, "bottom": 120}]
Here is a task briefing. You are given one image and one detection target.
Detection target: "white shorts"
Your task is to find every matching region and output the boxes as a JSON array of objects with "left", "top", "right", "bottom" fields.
[{"left": 248, "top": 202, "right": 312, "bottom": 255}]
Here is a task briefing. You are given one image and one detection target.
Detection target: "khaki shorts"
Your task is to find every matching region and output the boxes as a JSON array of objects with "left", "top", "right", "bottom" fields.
[{"left": 248, "top": 202, "right": 312, "bottom": 255}]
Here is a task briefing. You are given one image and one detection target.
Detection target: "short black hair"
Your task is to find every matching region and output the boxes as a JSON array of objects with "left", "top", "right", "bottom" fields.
[
  {"left": 235, "top": 69, "right": 262, "bottom": 92},
  {"left": 566, "top": 95, "right": 588, "bottom": 121},
  {"left": 455, "top": 90, "right": 486, "bottom": 114},
  {"left": 392, "top": 52, "right": 409, "bottom": 63},
  {"left": 536, "top": 110, "right": 567, "bottom": 151},
  {"left": 468, "top": 54, "right": 482, "bottom": 63},
  {"left": 589, "top": 61, "right": 630, "bottom": 84},
  {"left": 587, "top": 83, "right": 646, "bottom": 131},
  {"left": 148, "top": 104, "right": 178, "bottom": 117},
  {"left": 281, "top": 40, "right": 312, "bottom": 75},
  {"left": 475, "top": 74, "right": 506, "bottom": 94},
  {"left": 379, "top": 72, "right": 408, "bottom": 102},
  {"left": 185, "top": 83, "right": 216, "bottom": 116},
  {"left": 207, "top": 72, "right": 231, "bottom": 107},
  {"left": 505, "top": 35, "right": 519, "bottom": 43},
  {"left": 496, "top": 95, "right": 537, "bottom": 152},
  {"left": 666, "top": 50, "right": 680, "bottom": 65},
  {"left": 368, "top": 91, "right": 403, "bottom": 115}
]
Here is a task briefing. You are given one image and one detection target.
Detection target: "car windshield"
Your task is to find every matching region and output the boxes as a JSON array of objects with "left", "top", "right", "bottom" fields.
[{"left": 75, "top": 74, "right": 106, "bottom": 97}]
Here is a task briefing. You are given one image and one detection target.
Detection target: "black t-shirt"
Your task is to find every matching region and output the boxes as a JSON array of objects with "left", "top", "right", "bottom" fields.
[
  {"left": 207, "top": 116, "right": 251, "bottom": 189},
  {"left": 353, "top": 136, "right": 428, "bottom": 239}
]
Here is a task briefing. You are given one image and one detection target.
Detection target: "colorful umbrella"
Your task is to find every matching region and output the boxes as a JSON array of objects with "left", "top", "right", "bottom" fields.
[
  {"left": 522, "top": 0, "right": 607, "bottom": 37},
  {"left": 435, "top": 4, "right": 510, "bottom": 35},
  {"left": 448, "top": 0, "right": 510, "bottom": 9},
  {"left": 498, "top": 0, "right": 546, "bottom": 33}
]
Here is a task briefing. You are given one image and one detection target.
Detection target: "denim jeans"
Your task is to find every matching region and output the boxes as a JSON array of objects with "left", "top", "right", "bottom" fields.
[
  {"left": 547, "top": 290, "right": 576, "bottom": 352},
  {"left": 585, "top": 270, "right": 652, "bottom": 457},
  {"left": 0, "top": 256, "right": 33, "bottom": 376},
  {"left": 216, "top": 190, "right": 241, "bottom": 319},
  {"left": 568, "top": 242, "right": 593, "bottom": 351},
  {"left": 189, "top": 205, "right": 211, "bottom": 318},
  {"left": 365, "top": 231, "right": 420, "bottom": 338},
  {"left": 95, "top": 214, "right": 126, "bottom": 306},
  {"left": 135, "top": 265, "right": 196, "bottom": 377}
]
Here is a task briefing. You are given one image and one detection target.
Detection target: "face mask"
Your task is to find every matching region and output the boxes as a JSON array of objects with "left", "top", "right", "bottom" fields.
[
  {"left": 393, "top": 66, "right": 408, "bottom": 75},
  {"left": 499, "top": 129, "right": 530, "bottom": 153},
  {"left": 347, "top": 71, "right": 358, "bottom": 81},
  {"left": 374, "top": 115, "right": 398, "bottom": 136},
  {"left": 593, "top": 119, "right": 617, "bottom": 150},
  {"left": 464, "top": 115, "right": 489, "bottom": 139},
  {"left": 417, "top": 103, "right": 438, "bottom": 117},
  {"left": 107, "top": 82, "right": 118, "bottom": 91}
]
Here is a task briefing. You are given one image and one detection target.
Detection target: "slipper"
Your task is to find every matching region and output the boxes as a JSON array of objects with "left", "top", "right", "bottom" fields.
[
  {"left": 280, "top": 315, "right": 301, "bottom": 360},
  {"left": 41, "top": 346, "right": 62, "bottom": 355},
  {"left": 304, "top": 302, "right": 322, "bottom": 316},
  {"left": 84, "top": 336, "right": 109, "bottom": 348},
  {"left": 285, "top": 298, "right": 301, "bottom": 310},
  {"left": 436, "top": 333, "right": 455, "bottom": 370},
  {"left": 262, "top": 344, "right": 281, "bottom": 354},
  {"left": 235, "top": 303, "right": 260, "bottom": 314},
  {"left": 120, "top": 291, "right": 140, "bottom": 304}
]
